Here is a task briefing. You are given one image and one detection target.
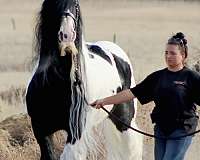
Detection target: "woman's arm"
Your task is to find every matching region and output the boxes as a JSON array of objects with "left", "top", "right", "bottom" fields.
[{"left": 90, "top": 89, "right": 135, "bottom": 109}]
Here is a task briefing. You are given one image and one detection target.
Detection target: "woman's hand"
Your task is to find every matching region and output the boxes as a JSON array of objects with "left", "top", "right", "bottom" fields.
[
  {"left": 90, "top": 89, "right": 135, "bottom": 109},
  {"left": 90, "top": 99, "right": 105, "bottom": 109}
]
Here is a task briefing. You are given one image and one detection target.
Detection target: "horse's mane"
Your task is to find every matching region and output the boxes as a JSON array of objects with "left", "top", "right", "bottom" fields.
[
  {"left": 34, "top": 0, "right": 87, "bottom": 143},
  {"left": 34, "top": 0, "right": 83, "bottom": 76}
]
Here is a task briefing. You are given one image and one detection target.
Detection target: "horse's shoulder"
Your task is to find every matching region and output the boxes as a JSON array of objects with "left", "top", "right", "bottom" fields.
[{"left": 27, "top": 72, "right": 43, "bottom": 95}]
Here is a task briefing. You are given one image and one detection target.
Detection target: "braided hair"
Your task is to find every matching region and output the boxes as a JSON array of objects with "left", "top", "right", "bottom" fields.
[{"left": 167, "top": 32, "right": 188, "bottom": 58}]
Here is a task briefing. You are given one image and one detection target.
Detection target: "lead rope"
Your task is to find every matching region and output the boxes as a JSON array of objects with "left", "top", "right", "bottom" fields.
[
  {"left": 81, "top": 78, "right": 200, "bottom": 140},
  {"left": 100, "top": 106, "right": 200, "bottom": 140}
]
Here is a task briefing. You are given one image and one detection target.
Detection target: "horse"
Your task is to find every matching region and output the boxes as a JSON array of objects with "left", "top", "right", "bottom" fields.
[{"left": 26, "top": 0, "right": 143, "bottom": 159}]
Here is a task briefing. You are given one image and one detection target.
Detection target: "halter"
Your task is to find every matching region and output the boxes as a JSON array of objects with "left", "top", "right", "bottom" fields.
[
  {"left": 61, "top": 1, "right": 81, "bottom": 86},
  {"left": 63, "top": 0, "right": 80, "bottom": 29},
  {"left": 67, "top": 8, "right": 81, "bottom": 86},
  {"left": 63, "top": 10, "right": 76, "bottom": 22}
]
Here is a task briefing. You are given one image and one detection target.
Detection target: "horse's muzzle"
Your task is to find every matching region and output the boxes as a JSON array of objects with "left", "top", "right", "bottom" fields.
[{"left": 59, "top": 42, "right": 78, "bottom": 56}]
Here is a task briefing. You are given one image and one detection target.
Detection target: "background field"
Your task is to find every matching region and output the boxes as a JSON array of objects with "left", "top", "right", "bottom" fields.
[{"left": 0, "top": 0, "right": 200, "bottom": 159}]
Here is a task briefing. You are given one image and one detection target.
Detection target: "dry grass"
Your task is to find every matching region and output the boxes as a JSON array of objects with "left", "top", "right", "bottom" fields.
[
  {"left": 0, "top": 86, "right": 26, "bottom": 106},
  {"left": 0, "top": 72, "right": 31, "bottom": 122},
  {"left": 0, "top": 114, "right": 67, "bottom": 160},
  {"left": 0, "top": 0, "right": 200, "bottom": 159},
  {"left": 0, "top": 85, "right": 27, "bottom": 122},
  {"left": 0, "top": 114, "right": 40, "bottom": 160}
]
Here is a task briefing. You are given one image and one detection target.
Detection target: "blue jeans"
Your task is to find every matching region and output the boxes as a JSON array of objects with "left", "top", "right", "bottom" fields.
[{"left": 154, "top": 125, "right": 192, "bottom": 160}]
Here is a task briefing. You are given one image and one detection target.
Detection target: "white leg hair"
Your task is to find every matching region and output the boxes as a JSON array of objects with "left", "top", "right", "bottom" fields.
[
  {"left": 60, "top": 115, "right": 143, "bottom": 160},
  {"left": 60, "top": 113, "right": 107, "bottom": 160},
  {"left": 96, "top": 118, "right": 143, "bottom": 160}
]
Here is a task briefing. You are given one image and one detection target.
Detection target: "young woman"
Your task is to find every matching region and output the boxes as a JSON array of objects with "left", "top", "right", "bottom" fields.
[{"left": 91, "top": 32, "right": 200, "bottom": 160}]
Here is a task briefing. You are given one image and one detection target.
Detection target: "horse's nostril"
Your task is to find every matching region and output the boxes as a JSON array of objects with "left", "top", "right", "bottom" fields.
[{"left": 64, "top": 34, "right": 68, "bottom": 39}]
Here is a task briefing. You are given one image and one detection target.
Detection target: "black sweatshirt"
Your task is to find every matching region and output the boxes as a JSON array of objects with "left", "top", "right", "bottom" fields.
[{"left": 131, "top": 67, "right": 200, "bottom": 135}]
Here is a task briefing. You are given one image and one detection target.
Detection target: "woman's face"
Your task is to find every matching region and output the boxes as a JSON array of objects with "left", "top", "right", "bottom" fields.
[{"left": 165, "top": 44, "right": 185, "bottom": 68}]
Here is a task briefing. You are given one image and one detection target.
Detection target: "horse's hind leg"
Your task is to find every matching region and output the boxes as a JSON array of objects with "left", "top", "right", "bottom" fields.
[
  {"left": 101, "top": 100, "right": 143, "bottom": 160},
  {"left": 99, "top": 117, "right": 142, "bottom": 160}
]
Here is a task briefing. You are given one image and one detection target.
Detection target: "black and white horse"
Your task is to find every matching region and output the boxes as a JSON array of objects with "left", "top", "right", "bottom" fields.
[{"left": 26, "top": 0, "right": 143, "bottom": 159}]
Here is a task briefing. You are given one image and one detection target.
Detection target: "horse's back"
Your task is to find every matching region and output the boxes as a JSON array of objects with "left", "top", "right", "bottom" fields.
[
  {"left": 88, "top": 41, "right": 136, "bottom": 87},
  {"left": 91, "top": 41, "right": 131, "bottom": 64}
]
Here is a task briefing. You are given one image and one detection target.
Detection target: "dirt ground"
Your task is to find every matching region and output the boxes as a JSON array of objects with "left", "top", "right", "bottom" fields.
[{"left": 0, "top": 0, "right": 200, "bottom": 159}]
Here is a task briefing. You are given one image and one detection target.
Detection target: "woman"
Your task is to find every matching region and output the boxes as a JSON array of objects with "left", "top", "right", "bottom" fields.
[{"left": 90, "top": 32, "right": 200, "bottom": 160}]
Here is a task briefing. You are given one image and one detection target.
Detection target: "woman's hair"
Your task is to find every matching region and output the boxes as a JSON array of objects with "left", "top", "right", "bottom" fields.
[{"left": 167, "top": 32, "right": 188, "bottom": 58}]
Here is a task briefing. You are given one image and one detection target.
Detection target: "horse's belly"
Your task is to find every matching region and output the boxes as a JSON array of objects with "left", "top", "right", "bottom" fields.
[
  {"left": 84, "top": 56, "right": 121, "bottom": 124},
  {"left": 86, "top": 56, "right": 121, "bottom": 102}
]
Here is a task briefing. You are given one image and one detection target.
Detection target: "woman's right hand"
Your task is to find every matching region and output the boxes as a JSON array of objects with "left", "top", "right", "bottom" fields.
[{"left": 90, "top": 99, "right": 105, "bottom": 109}]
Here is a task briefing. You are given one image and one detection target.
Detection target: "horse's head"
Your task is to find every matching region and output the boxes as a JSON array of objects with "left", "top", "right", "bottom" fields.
[
  {"left": 35, "top": 0, "right": 82, "bottom": 73},
  {"left": 58, "top": 0, "right": 81, "bottom": 56}
]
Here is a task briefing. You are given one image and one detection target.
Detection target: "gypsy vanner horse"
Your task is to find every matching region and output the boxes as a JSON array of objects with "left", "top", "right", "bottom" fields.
[{"left": 26, "top": 0, "right": 143, "bottom": 159}]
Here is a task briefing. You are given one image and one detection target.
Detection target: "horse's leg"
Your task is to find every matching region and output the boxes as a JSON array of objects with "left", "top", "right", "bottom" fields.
[
  {"left": 60, "top": 128, "right": 87, "bottom": 160},
  {"left": 101, "top": 97, "right": 143, "bottom": 160},
  {"left": 31, "top": 122, "right": 56, "bottom": 160},
  {"left": 60, "top": 134, "right": 87, "bottom": 160},
  {"left": 38, "top": 135, "right": 56, "bottom": 160}
]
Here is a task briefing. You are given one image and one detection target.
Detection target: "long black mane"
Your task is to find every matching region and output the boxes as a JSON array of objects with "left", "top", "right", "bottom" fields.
[{"left": 34, "top": 0, "right": 86, "bottom": 143}]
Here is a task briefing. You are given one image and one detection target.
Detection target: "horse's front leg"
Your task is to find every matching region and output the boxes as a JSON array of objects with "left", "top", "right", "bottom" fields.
[
  {"left": 31, "top": 123, "right": 57, "bottom": 160},
  {"left": 60, "top": 133, "right": 87, "bottom": 160},
  {"left": 37, "top": 135, "right": 56, "bottom": 160}
]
